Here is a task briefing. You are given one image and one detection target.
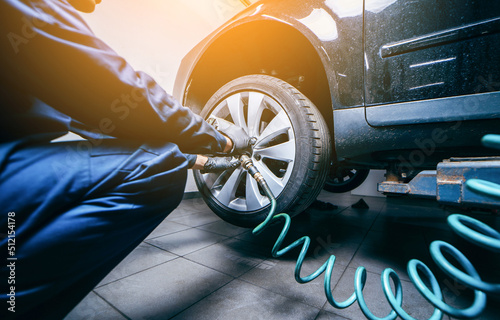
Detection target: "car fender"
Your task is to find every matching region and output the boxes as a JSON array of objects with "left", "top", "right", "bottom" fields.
[{"left": 173, "top": 0, "right": 364, "bottom": 111}]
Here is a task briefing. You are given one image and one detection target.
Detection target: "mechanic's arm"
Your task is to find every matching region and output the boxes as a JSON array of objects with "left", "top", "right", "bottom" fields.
[{"left": 0, "top": 0, "right": 226, "bottom": 154}]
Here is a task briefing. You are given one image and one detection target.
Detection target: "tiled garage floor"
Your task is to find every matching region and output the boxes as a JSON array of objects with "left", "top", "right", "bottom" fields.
[{"left": 64, "top": 191, "right": 500, "bottom": 320}]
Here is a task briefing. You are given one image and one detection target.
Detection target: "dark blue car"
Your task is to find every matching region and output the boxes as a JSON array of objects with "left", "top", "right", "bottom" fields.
[{"left": 174, "top": 0, "right": 500, "bottom": 227}]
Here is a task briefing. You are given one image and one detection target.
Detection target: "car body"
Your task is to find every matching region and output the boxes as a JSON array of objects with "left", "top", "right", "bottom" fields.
[{"left": 174, "top": 0, "right": 500, "bottom": 226}]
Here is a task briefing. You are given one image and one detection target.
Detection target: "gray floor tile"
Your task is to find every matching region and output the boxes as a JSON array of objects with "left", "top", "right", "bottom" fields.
[
  {"left": 76, "top": 192, "right": 499, "bottom": 320},
  {"left": 314, "top": 309, "right": 350, "bottom": 320},
  {"left": 347, "top": 246, "right": 408, "bottom": 282},
  {"left": 239, "top": 256, "right": 346, "bottom": 309},
  {"left": 185, "top": 239, "right": 267, "bottom": 277},
  {"left": 302, "top": 202, "right": 346, "bottom": 222},
  {"left": 146, "top": 220, "right": 190, "bottom": 240},
  {"left": 234, "top": 224, "right": 301, "bottom": 259},
  {"left": 311, "top": 240, "right": 361, "bottom": 268},
  {"left": 145, "top": 227, "right": 227, "bottom": 256},
  {"left": 163, "top": 208, "right": 194, "bottom": 221},
  {"left": 95, "top": 258, "right": 232, "bottom": 320},
  {"left": 440, "top": 270, "right": 500, "bottom": 320},
  {"left": 234, "top": 227, "right": 287, "bottom": 251},
  {"left": 370, "top": 202, "right": 448, "bottom": 235},
  {"left": 197, "top": 219, "right": 249, "bottom": 237},
  {"left": 171, "top": 279, "right": 321, "bottom": 320},
  {"left": 174, "top": 197, "right": 210, "bottom": 214},
  {"left": 234, "top": 214, "right": 362, "bottom": 260},
  {"left": 323, "top": 267, "right": 437, "bottom": 320},
  {"left": 423, "top": 226, "right": 458, "bottom": 247},
  {"left": 226, "top": 235, "right": 275, "bottom": 258},
  {"left": 301, "top": 224, "right": 365, "bottom": 269},
  {"left": 98, "top": 243, "right": 177, "bottom": 287},
  {"left": 167, "top": 210, "right": 222, "bottom": 227},
  {"left": 361, "top": 227, "right": 426, "bottom": 247},
  {"left": 348, "top": 231, "right": 429, "bottom": 281},
  {"left": 311, "top": 224, "right": 366, "bottom": 245},
  {"left": 327, "top": 207, "right": 381, "bottom": 231},
  {"left": 384, "top": 196, "right": 441, "bottom": 210},
  {"left": 165, "top": 197, "right": 211, "bottom": 221},
  {"left": 64, "top": 292, "right": 126, "bottom": 320}
]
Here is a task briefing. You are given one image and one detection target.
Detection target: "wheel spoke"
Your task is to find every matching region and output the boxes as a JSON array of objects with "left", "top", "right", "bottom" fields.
[
  {"left": 253, "top": 160, "right": 285, "bottom": 197},
  {"left": 205, "top": 172, "right": 224, "bottom": 190},
  {"left": 245, "top": 172, "right": 268, "bottom": 210},
  {"left": 203, "top": 84, "right": 309, "bottom": 213},
  {"left": 247, "top": 92, "right": 265, "bottom": 137},
  {"left": 226, "top": 94, "right": 247, "bottom": 131},
  {"left": 254, "top": 139, "right": 295, "bottom": 163},
  {"left": 257, "top": 110, "right": 291, "bottom": 142},
  {"left": 215, "top": 168, "right": 244, "bottom": 206}
]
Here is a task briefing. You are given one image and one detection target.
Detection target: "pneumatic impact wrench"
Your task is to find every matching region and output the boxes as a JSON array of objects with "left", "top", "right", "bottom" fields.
[{"left": 239, "top": 155, "right": 276, "bottom": 204}]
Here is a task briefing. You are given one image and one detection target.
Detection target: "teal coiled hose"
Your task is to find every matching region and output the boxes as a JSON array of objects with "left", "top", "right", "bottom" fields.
[{"left": 245, "top": 134, "right": 500, "bottom": 320}]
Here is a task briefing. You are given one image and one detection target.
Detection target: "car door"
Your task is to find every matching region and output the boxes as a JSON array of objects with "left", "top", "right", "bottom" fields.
[{"left": 364, "top": 0, "right": 500, "bottom": 127}]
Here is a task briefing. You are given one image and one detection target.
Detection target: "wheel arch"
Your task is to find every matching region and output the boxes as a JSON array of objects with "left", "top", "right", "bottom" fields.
[{"left": 182, "top": 20, "right": 334, "bottom": 136}]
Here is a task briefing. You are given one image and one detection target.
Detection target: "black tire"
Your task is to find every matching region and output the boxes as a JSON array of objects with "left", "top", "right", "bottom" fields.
[
  {"left": 323, "top": 166, "right": 370, "bottom": 193},
  {"left": 194, "top": 75, "right": 331, "bottom": 227}
]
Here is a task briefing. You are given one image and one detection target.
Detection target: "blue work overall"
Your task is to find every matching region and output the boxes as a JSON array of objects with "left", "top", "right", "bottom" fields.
[{"left": 0, "top": 1, "right": 226, "bottom": 318}]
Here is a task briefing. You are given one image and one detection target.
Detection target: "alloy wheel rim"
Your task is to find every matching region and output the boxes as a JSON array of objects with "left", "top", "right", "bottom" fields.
[{"left": 201, "top": 91, "right": 296, "bottom": 212}]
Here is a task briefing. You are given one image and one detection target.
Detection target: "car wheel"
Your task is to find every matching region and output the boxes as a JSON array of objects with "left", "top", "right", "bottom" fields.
[
  {"left": 194, "top": 75, "right": 331, "bottom": 227},
  {"left": 323, "top": 166, "right": 370, "bottom": 193}
]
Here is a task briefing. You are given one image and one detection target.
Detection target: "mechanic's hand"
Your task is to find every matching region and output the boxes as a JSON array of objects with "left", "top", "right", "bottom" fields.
[
  {"left": 201, "top": 157, "right": 241, "bottom": 174},
  {"left": 211, "top": 118, "right": 251, "bottom": 155}
]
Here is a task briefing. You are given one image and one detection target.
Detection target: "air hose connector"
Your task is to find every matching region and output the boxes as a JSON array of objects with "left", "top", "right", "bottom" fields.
[{"left": 240, "top": 155, "right": 275, "bottom": 201}]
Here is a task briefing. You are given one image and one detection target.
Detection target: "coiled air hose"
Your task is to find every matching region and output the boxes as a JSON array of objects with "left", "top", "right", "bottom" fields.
[{"left": 240, "top": 134, "right": 500, "bottom": 320}]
